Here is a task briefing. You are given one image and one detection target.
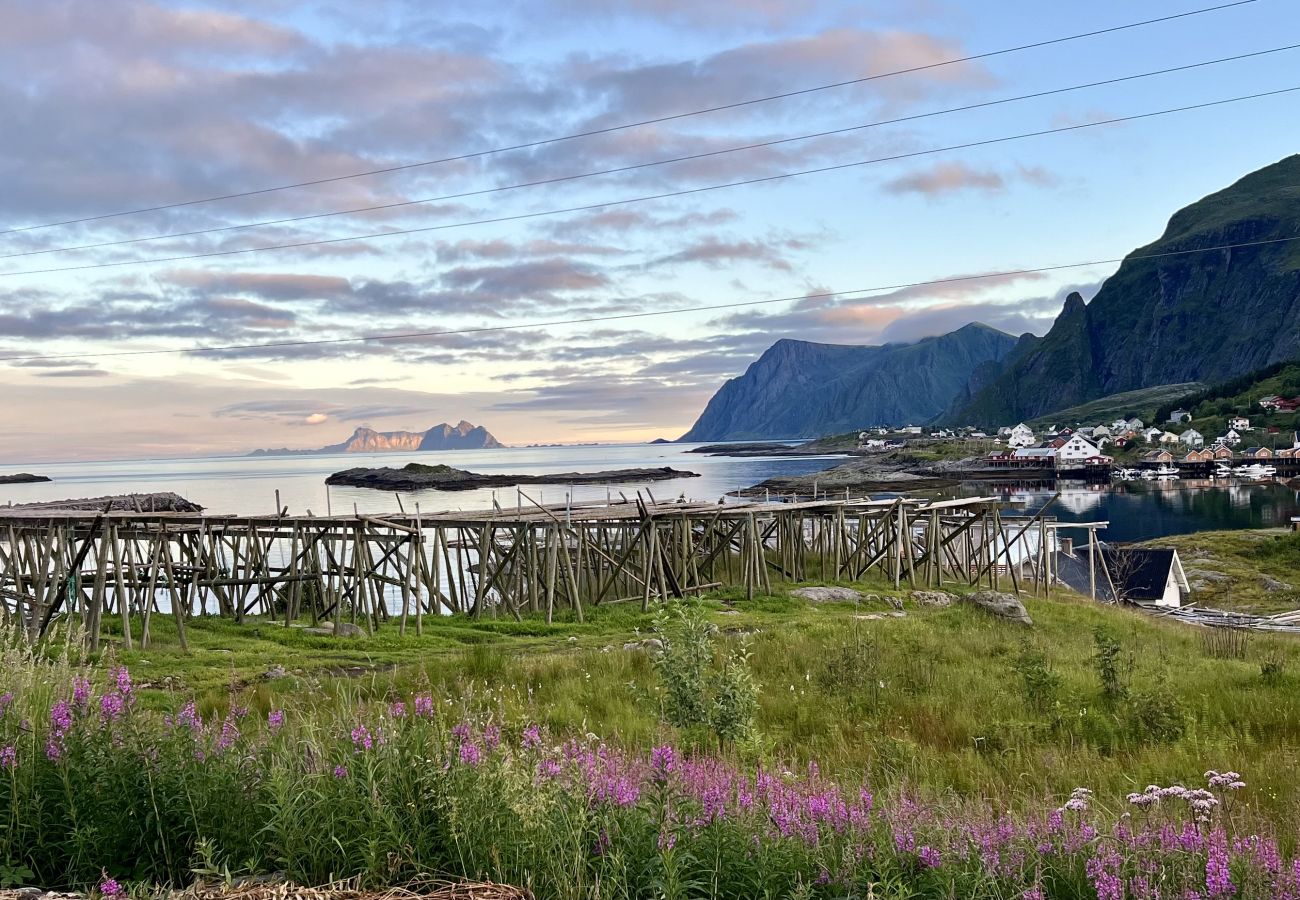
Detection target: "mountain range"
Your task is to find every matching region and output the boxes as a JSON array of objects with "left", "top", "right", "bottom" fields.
[
  {"left": 249, "top": 420, "right": 503, "bottom": 456},
  {"left": 950, "top": 154, "right": 1300, "bottom": 425},
  {"left": 682, "top": 154, "right": 1300, "bottom": 440},
  {"left": 680, "top": 324, "right": 1018, "bottom": 441}
]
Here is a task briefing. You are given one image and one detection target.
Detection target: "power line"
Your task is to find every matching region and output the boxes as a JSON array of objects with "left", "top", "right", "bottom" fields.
[
  {"left": 0, "top": 0, "right": 1260, "bottom": 236},
  {"left": 8, "top": 42, "right": 1296, "bottom": 262},
  {"left": 3, "top": 84, "right": 1296, "bottom": 279},
  {"left": 2, "top": 233, "right": 1295, "bottom": 364}
]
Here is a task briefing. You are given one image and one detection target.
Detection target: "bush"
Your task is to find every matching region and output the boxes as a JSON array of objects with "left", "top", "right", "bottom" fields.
[
  {"left": 1126, "top": 673, "right": 1189, "bottom": 744},
  {"left": 1013, "top": 643, "right": 1062, "bottom": 716},
  {"left": 1092, "top": 628, "right": 1130, "bottom": 706},
  {"left": 650, "top": 603, "right": 758, "bottom": 748}
]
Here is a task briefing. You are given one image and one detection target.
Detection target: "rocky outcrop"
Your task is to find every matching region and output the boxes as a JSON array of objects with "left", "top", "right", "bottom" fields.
[
  {"left": 9, "top": 492, "right": 203, "bottom": 513},
  {"left": 0, "top": 473, "right": 50, "bottom": 484},
  {"left": 953, "top": 155, "right": 1300, "bottom": 424},
  {"left": 681, "top": 323, "right": 1018, "bottom": 441},
  {"left": 251, "top": 420, "right": 503, "bottom": 456},
  {"left": 327, "top": 463, "right": 700, "bottom": 491},
  {"left": 964, "top": 590, "right": 1033, "bottom": 625},
  {"left": 910, "top": 590, "right": 957, "bottom": 607}
]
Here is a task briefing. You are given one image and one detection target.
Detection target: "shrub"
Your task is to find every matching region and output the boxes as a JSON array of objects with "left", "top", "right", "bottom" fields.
[
  {"left": 1012, "top": 642, "right": 1062, "bottom": 716},
  {"left": 1126, "top": 673, "right": 1189, "bottom": 744},
  {"left": 1092, "top": 628, "right": 1130, "bottom": 706},
  {"left": 650, "top": 603, "right": 758, "bottom": 748}
]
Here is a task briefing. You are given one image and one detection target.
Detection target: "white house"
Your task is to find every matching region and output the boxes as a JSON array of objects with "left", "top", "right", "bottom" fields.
[
  {"left": 900, "top": 425, "right": 922, "bottom": 435},
  {"left": 1008, "top": 423, "right": 1036, "bottom": 449},
  {"left": 1092, "top": 424, "right": 1112, "bottom": 438},
  {"left": 1229, "top": 416, "right": 1251, "bottom": 431},
  {"left": 1142, "top": 426, "right": 1164, "bottom": 443},
  {"left": 1056, "top": 434, "right": 1103, "bottom": 465},
  {"left": 1126, "top": 418, "right": 1145, "bottom": 431},
  {"left": 1158, "top": 431, "right": 1181, "bottom": 445},
  {"left": 1179, "top": 428, "right": 1204, "bottom": 449},
  {"left": 1221, "top": 428, "right": 1242, "bottom": 447},
  {"left": 1110, "top": 418, "right": 1129, "bottom": 432},
  {"left": 1169, "top": 409, "right": 1191, "bottom": 424}
]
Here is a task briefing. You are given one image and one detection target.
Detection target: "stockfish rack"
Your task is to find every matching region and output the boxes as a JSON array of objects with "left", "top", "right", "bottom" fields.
[{"left": 0, "top": 494, "right": 1068, "bottom": 648}]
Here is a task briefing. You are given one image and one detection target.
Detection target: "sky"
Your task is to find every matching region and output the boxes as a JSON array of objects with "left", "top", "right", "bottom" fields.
[{"left": 2, "top": 0, "right": 1299, "bottom": 462}]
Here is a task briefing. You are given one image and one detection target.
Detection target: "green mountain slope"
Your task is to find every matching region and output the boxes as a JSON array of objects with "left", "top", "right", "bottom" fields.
[{"left": 952, "top": 155, "right": 1300, "bottom": 425}]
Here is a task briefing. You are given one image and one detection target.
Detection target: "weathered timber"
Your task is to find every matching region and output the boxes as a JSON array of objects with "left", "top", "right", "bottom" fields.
[{"left": 0, "top": 494, "right": 1085, "bottom": 645}]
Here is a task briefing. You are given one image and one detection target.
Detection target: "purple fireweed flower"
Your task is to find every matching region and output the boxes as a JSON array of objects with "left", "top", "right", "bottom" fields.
[
  {"left": 521, "top": 724, "right": 542, "bottom": 749},
  {"left": 657, "top": 829, "right": 677, "bottom": 852},
  {"left": 114, "top": 667, "right": 132, "bottom": 695},
  {"left": 267, "top": 710, "right": 284, "bottom": 732},
  {"left": 333, "top": 764, "right": 349, "bottom": 778},
  {"left": 72, "top": 677, "right": 90, "bottom": 711},
  {"left": 100, "top": 693, "right": 126, "bottom": 723},
  {"left": 483, "top": 724, "right": 501, "bottom": 751},
  {"left": 537, "top": 758, "right": 562, "bottom": 780},
  {"left": 0, "top": 692, "right": 12, "bottom": 718},
  {"left": 388, "top": 701, "right": 407, "bottom": 719},
  {"left": 0, "top": 745, "right": 15, "bottom": 770},
  {"left": 350, "top": 725, "right": 374, "bottom": 752},
  {"left": 98, "top": 876, "right": 123, "bottom": 898},
  {"left": 1206, "top": 830, "right": 1234, "bottom": 898},
  {"left": 458, "top": 742, "right": 483, "bottom": 767},
  {"left": 413, "top": 694, "right": 434, "bottom": 717},
  {"left": 50, "top": 700, "right": 73, "bottom": 736},
  {"left": 216, "top": 710, "right": 240, "bottom": 751},
  {"left": 918, "top": 846, "right": 941, "bottom": 869},
  {"left": 650, "top": 745, "right": 677, "bottom": 779},
  {"left": 175, "top": 701, "right": 202, "bottom": 734}
]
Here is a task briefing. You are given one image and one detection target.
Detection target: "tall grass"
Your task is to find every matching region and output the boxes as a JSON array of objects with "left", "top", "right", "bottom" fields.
[{"left": 5, "top": 644, "right": 1300, "bottom": 898}]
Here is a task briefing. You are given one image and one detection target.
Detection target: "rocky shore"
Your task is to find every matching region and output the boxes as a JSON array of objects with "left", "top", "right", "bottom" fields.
[
  {"left": 0, "top": 473, "right": 51, "bottom": 484},
  {"left": 327, "top": 463, "right": 700, "bottom": 491},
  {"left": 5, "top": 492, "right": 204, "bottom": 513}
]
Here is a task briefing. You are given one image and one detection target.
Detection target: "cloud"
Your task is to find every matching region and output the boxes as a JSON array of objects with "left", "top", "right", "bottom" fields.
[
  {"left": 304, "top": 412, "right": 329, "bottom": 424},
  {"left": 883, "top": 162, "right": 1005, "bottom": 196}
]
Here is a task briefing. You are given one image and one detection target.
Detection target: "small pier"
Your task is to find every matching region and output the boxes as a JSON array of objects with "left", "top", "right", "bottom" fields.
[{"left": 0, "top": 494, "right": 1087, "bottom": 647}]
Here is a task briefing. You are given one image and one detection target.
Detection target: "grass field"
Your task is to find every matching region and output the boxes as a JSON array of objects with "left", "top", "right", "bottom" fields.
[{"left": 90, "top": 568, "right": 1300, "bottom": 829}]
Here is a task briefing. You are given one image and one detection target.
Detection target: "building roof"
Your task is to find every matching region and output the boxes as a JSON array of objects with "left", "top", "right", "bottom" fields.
[{"left": 1102, "top": 547, "right": 1186, "bottom": 602}]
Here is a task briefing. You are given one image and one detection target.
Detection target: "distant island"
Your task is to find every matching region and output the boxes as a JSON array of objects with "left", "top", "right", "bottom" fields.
[
  {"left": 326, "top": 463, "right": 699, "bottom": 491},
  {"left": 0, "top": 473, "right": 51, "bottom": 484},
  {"left": 250, "top": 420, "right": 503, "bottom": 456}
]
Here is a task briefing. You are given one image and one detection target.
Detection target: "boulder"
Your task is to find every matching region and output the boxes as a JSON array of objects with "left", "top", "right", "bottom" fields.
[
  {"left": 792, "top": 586, "right": 865, "bottom": 603},
  {"left": 863, "top": 592, "right": 905, "bottom": 610},
  {"left": 964, "top": 590, "right": 1033, "bottom": 625},
  {"left": 623, "top": 637, "right": 664, "bottom": 652},
  {"left": 1259, "top": 575, "right": 1293, "bottom": 593},
  {"left": 1186, "top": 568, "right": 1231, "bottom": 583},
  {"left": 910, "top": 590, "right": 957, "bottom": 607},
  {"left": 304, "top": 622, "right": 365, "bottom": 637}
]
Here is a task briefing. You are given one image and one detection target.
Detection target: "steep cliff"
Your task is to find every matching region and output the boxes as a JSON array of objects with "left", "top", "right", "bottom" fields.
[
  {"left": 953, "top": 155, "right": 1300, "bottom": 424},
  {"left": 680, "top": 323, "right": 1018, "bottom": 441}
]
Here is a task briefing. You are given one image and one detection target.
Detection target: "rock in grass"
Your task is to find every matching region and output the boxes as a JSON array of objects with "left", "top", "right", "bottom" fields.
[
  {"left": 910, "top": 590, "right": 957, "bottom": 607},
  {"left": 792, "top": 586, "right": 865, "bottom": 603},
  {"left": 623, "top": 637, "right": 664, "bottom": 652},
  {"left": 304, "top": 622, "right": 365, "bottom": 637},
  {"left": 1259, "top": 575, "right": 1293, "bottom": 593},
  {"left": 964, "top": 590, "right": 1033, "bottom": 626}
]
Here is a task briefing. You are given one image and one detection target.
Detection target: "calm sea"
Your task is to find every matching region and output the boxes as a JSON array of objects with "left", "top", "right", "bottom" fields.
[
  {"left": 3, "top": 446, "right": 1297, "bottom": 543},
  {"left": 0, "top": 443, "right": 842, "bottom": 518}
]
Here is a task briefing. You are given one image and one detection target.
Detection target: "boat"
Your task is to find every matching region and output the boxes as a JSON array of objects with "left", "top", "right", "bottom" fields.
[{"left": 1154, "top": 465, "right": 1180, "bottom": 479}]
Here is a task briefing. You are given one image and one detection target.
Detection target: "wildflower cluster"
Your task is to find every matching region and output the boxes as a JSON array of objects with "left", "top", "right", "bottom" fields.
[{"left": 2, "top": 666, "right": 1299, "bottom": 899}]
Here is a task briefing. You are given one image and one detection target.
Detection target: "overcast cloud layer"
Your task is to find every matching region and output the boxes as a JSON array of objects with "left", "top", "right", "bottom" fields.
[{"left": 2, "top": 0, "right": 1298, "bottom": 460}]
